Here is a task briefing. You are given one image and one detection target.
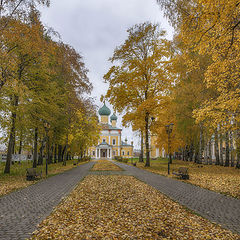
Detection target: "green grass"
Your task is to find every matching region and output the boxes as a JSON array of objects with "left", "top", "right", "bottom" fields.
[
  {"left": 0, "top": 160, "right": 33, "bottom": 177},
  {"left": 0, "top": 159, "right": 78, "bottom": 177}
]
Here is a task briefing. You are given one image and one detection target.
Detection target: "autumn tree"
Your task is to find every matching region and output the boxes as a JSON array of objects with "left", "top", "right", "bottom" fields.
[
  {"left": 2, "top": 13, "right": 56, "bottom": 173},
  {"left": 104, "top": 22, "right": 171, "bottom": 166},
  {"left": 122, "top": 110, "right": 145, "bottom": 162},
  {"left": 0, "top": 0, "right": 50, "bottom": 90},
  {"left": 69, "top": 100, "right": 100, "bottom": 159},
  {"left": 151, "top": 96, "right": 184, "bottom": 160},
  {"left": 1, "top": 9, "right": 95, "bottom": 173},
  {"left": 156, "top": 0, "right": 240, "bottom": 167},
  {"left": 52, "top": 42, "right": 92, "bottom": 165},
  {"left": 0, "top": 0, "right": 49, "bottom": 22}
]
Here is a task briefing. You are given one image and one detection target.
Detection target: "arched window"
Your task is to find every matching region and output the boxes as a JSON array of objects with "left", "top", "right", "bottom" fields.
[{"left": 113, "top": 139, "right": 116, "bottom": 145}]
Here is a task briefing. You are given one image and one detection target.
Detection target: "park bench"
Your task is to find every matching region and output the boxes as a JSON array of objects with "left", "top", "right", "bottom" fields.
[
  {"left": 26, "top": 168, "right": 42, "bottom": 181},
  {"left": 172, "top": 167, "right": 189, "bottom": 180}
]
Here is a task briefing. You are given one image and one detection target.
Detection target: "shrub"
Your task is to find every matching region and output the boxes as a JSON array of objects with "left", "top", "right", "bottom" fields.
[
  {"left": 78, "top": 156, "right": 91, "bottom": 162},
  {"left": 115, "top": 156, "right": 123, "bottom": 162}
]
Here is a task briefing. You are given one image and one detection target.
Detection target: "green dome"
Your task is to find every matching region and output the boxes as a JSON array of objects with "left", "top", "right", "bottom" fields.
[
  {"left": 98, "top": 103, "right": 111, "bottom": 116},
  {"left": 110, "top": 113, "right": 117, "bottom": 121}
]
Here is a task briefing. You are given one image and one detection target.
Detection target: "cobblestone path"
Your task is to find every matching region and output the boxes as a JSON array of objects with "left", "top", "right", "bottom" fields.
[
  {"left": 0, "top": 162, "right": 94, "bottom": 240},
  {"left": 113, "top": 161, "right": 240, "bottom": 235},
  {"left": 0, "top": 160, "right": 240, "bottom": 239}
]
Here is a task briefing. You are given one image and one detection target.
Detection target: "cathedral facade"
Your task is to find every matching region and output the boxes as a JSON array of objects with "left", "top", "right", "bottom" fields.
[{"left": 89, "top": 103, "right": 133, "bottom": 159}]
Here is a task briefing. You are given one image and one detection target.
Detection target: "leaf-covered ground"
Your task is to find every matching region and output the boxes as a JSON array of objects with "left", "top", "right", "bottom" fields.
[
  {"left": 91, "top": 159, "right": 122, "bottom": 171},
  {"left": 31, "top": 175, "right": 239, "bottom": 240},
  {"left": 0, "top": 160, "right": 85, "bottom": 197},
  {"left": 135, "top": 159, "right": 240, "bottom": 198}
]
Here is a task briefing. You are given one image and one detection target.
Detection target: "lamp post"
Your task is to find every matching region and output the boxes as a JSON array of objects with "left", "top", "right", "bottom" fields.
[
  {"left": 44, "top": 121, "right": 50, "bottom": 176},
  {"left": 165, "top": 123, "right": 174, "bottom": 175}
]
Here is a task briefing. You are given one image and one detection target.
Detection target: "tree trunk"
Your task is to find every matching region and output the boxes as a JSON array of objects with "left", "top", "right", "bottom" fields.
[
  {"left": 225, "top": 131, "right": 230, "bottom": 167},
  {"left": 236, "top": 127, "right": 240, "bottom": 168},
  {"left": 63, "top": 135, "right": 68, "bottom": 166},
  {"left": 49, "top": 144, "right": 54, "bottom": 164},
  {"left": 62, "top": 145, "right": 66, "bottom": 165},
  {"left": 230, "top": 131, "right": 234, "bottom": 167},
  {"left": 38, "top": 139, "right": 44, "bottom": 165},
  {"left": 204, "top": 141, "right": 208, "bottom": 164},
  {"left": 194, "top": 149, "right": 198, "bottom": 163},
  {"left": 198, "top": 123, "right": 203, "bottom": 164},
  {"left": 18, "top": 139, "right": 23, "bottom": 155},
  {"left": 208, "top": 139, "right": 212, "bottom": 165},
  {"left": 214, "top": 130, "right": 220, "bottom": 165},
  {"left": 184, "top": 145, "right": 188, "bottom": 161},
  {"left": 58, "top": 145, "right": 63, "bottom": 162},
  {"left": 236, "top": 141, "right": 240, "bottom": 168},
  {"left": 4, "top": 95, "right": 18, "bottom": 174},
  {"left": 219, "top": 132, "right": 224, "bottom": 166},
  {"left": 54, "top": 144, "right": 57, "bottom": 163},
  {"left": 144, "top": 112, "right": 150, "bottom": 167},
  {"left": 33, "top": 127, "right": 38, "bottom": 168},
  {"left": 18, "top": 136, "right": 23, "bottom": 165},
  {"left": 189, "top": 144, "right": 194, "bottom": 162},
  {"left": 139, "top": 130, "right": 144, "bottom": 162},
  {"left": 46, "top": 134, "right": 50, "bottom": 165},
  {"left": 12, "top": 130, "right": 16, "bottom": 154}
]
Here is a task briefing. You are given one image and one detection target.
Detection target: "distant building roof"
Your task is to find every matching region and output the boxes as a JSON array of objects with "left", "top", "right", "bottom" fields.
[
  {"left": 101, "top": 123, "right": 122, "bottom": 131},
  {"left": 121, "top": 141, "right": 133, "bottom": 147},
  {"left": 97, "top": 141, "right": 112, "bottom": 147}
]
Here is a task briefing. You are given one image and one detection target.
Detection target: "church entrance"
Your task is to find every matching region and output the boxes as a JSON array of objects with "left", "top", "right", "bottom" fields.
[
  {"left": 101, "top": 149, "right": 107, "bottom": 158},
  {"left": 96, "top": 147, "right": 112, "bottom": 159}
]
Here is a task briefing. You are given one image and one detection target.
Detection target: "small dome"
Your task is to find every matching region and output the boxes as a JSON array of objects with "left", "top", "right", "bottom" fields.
[
  {"left": 110, "top": 113, "right": 117, "bottom": 121},
  {"left": 98, "top": 103, "right": 111, "bottom": 116}
]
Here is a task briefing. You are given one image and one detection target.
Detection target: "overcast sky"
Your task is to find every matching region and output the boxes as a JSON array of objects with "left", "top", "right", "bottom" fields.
[{"left": 40, "top": 0, "right": 173, "bottom": 148}]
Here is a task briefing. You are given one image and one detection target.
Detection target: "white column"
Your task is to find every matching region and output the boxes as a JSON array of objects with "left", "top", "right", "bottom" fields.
[
  {"left": 156, "top": 148, "right": 159, "bottom": 157},
  {"left": 212, "top": 140, "right": 216, "bottom": 160}
]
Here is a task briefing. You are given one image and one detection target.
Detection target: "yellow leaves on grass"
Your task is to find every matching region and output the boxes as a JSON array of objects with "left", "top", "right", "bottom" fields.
[
  {"left": 138, "top": 160, "right": 240, "bottom": 199},
  {"left": 91, "top": 160, "right": 122, "bottom": 171},
  {"left": 0, "top": 176, "right": 34, "bottom": 196},
  {"left": 31, "top": 175, "right": 239, "bottom": 239},
  {"left": 190, "top": 173, "right": 240, "bottom": 199}
]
